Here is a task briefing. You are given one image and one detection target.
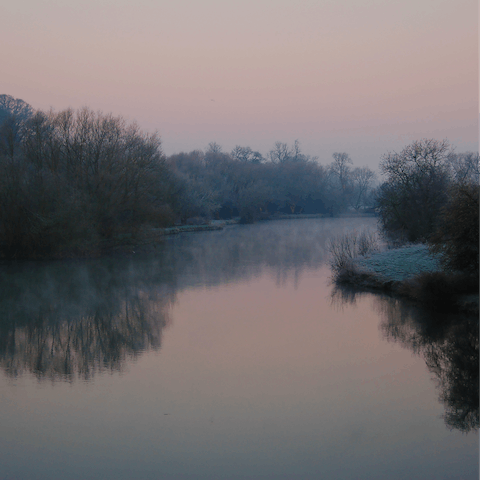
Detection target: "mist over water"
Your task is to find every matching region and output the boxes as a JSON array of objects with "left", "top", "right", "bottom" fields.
[
  {"left": 0, "top": 217, "right": 477, "bottom": 479},
  {"left": 1, "top": 218, "right": 357, "bottom": 381}
]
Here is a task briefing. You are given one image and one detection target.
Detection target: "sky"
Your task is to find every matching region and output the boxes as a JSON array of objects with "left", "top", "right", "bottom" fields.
[{"left": 1, "top": 0, "right": 478, "bottom": 170}]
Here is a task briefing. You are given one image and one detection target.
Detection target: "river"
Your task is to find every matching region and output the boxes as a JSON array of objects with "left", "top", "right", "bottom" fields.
[{"left": 0, "top": 217, "right": 478, "bottom": 479}]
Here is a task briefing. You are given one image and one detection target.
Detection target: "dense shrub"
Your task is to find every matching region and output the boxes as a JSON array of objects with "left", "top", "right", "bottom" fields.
[
  {"left": 430, "top": 183, "right": 479, "bottom": 275},
  {"left": 398, "top": 271, "right": 479, "bottom": 311}
]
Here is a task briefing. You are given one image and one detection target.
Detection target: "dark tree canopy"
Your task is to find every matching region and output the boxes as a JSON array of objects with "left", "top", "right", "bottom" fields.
[
  {"left": 376, "top": 139, "right": 452, "bottom": 242},
  {"left": 0, "top": 106, "right": 172, "bottom": 258},
  {"left": 0, "top": 94, "right": 34, "bottom": 125},
  {"left": 0, "top": 96, "right": 379, "bottom": 259},
  {"left": 430, "top": 183, "right": 479, "bottom": 275}
]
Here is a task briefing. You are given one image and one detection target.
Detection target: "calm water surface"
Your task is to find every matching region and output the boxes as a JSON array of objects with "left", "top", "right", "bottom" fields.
[{"left": 0, "top": 218, "right": 478, "bottom": 480}]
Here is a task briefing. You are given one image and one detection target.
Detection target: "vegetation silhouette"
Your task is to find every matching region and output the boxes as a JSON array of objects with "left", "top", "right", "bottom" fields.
[
  {"left": 0, "top": 257, "right": 176, "bottom": 381},
  {"left": 0, "top": 95, "right": 379, "bottom": 259},
  {"left": 0, "top": 217, "right": 376, "bottom": 380},
  {"left": 331, "top": 285, "right": 479, "bottom": 433}
]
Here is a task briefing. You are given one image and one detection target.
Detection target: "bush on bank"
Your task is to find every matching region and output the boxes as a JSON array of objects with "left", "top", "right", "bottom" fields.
[
  {"left": 398, "top": 271, "right": 478, "bottom": 312},
  {"left": 429, "top": 183, "right": 479, "bottom": 275}
]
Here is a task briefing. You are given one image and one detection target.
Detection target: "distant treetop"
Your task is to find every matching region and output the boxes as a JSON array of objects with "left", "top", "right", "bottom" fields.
[{"left": 0, "top": 94, "right": 34, "bottom": 125}]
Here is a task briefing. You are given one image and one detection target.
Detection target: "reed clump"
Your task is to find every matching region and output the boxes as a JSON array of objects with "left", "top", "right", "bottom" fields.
[{"left": 327, "top": 230, "right": 379, "bottom": 278}]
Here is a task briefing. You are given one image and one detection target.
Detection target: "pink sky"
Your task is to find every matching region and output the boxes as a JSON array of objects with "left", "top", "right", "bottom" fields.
[{"left": 1, "top": 0, "right": 477, "bottom": 169}]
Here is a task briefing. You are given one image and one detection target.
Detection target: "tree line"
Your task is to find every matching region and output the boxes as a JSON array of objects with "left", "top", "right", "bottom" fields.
[
  {"left": 0, "top": 103, "right": 173, "bottom": 258},
  {"left": 167, "top": 140, "right": 376, "bottom": 224},
  {"left": 1, "top": 95, "right": 477, "bottom": 266},
  {"left": 0, "top": 96, "right": 378, "bottom": 259}
]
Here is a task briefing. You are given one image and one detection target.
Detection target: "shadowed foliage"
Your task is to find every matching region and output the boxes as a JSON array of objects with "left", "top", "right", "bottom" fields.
[
  {"left": 0, "top": 258, "right": 175, "bottom": 381},
  {"left": 0, "top": 96, "right": 379, "bottom": 260},
  {"left": 376, "top": 139, "right": 451, "bottom": 242},
  {"left": 429, "top": 183, "right": 479, "bottom": 276},
  {"left": 331, "top": 286, "right": 479, "bottom": 433},
  {"left": 377, "top": 296, "right": 479, "bottom": 433},
  {"left": 0, "top": 107, "right": 174, "bottom": 258}
]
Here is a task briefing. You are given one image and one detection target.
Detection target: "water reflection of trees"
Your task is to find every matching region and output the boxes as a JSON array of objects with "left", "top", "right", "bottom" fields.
[
  {"left": 0, "top": 259, "right": 176, "bottom": 381},
  {"left": 0, "top": 218, "right": 376, "bottom": 381},
  {"left": 332, "top": 286, "right": 479, "bottom": 433}
]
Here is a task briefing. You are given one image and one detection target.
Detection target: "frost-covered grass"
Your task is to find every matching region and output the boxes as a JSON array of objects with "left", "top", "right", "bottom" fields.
[
  {"left": 332, "top": 239, "right": 477, "bottom": 313},
  {"left": 354, "top": 244, "right": 442, "bottom": 282}
]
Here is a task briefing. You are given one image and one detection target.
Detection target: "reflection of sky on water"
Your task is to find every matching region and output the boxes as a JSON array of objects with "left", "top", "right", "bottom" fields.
[
  {"left": 0, "top": 217, "right": 478, "bottom": 479},
  {"left": 331, "top": 285, "right": 479, "bottom": 434},
  {"left": 160, "top": 217, "right": 367, "bottom": 288},
  {"left": 376, "top": 297, "right": 478, "bottom": 434},
  {"left": 0, "top": 217, "right": 375, "bottom": 381}
]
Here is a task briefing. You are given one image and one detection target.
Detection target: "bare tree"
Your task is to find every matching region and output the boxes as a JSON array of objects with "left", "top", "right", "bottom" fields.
[
  {"left": 268, "top": 140, "right": 315, "bottom": 164},
  {"left": 231, "top": 145, "right": 264, "bottom": 163},
  {"left": 329, "top": 152, "right": 353, "bottom": 209},
  {"left": 0, "top": 94, "right": 34, "bottom": 125},
  {"left": 350, "top": 166, "right": 377, "bottom": 211},
  {"left": 330, "top": 152, "right": 353, "bottom": 191},
  {"left": 380, "top": 139, "right": 451, "bottom": 187},
  {"left": 447, "top": 152, "right": 479, "bottom": 185},
  {"left": 376, "top": 139, "right": 452, "bottom": 241},
  {"left": 207, "top": 141, "right": 222, "bottom": 154},
  {"left": 269, "top": 141, "right": 291, "bottom": 163}
]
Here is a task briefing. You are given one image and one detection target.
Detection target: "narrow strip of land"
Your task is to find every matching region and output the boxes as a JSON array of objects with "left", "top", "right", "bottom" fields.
[{"left": 336, "top": 244, "right": 478, "bottom": 315}]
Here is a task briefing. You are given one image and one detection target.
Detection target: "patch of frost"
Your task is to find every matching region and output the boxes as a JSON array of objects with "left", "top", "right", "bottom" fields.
[{"left": 355, "top": 244, "right": 442, "bottom": 282}]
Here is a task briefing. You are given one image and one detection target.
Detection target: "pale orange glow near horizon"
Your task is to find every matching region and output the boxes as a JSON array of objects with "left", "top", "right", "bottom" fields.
[{"left": 1, "top": 0, "right": 477, "bottom": 169}]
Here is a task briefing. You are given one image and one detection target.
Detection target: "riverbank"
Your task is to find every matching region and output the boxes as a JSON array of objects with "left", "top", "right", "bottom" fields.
[
  {"left": 335, "top": 244, "right": 479, "bottom": 315},
  {"left": 106, "top": 213, "right": 370, "bottom": 253},
  {"left": 0, "top": 213, "right": 374, "bottom": 261},
  {"left": 98, "top": 223, "right": 226, "bottom": 255},
  {"left": 93, "top": 213, "right": 378, "bottom": 257}
]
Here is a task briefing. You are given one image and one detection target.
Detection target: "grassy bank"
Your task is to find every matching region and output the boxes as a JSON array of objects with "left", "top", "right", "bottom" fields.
[{"left": 329, "top": 236, "right": 478, "bottom": 315}]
